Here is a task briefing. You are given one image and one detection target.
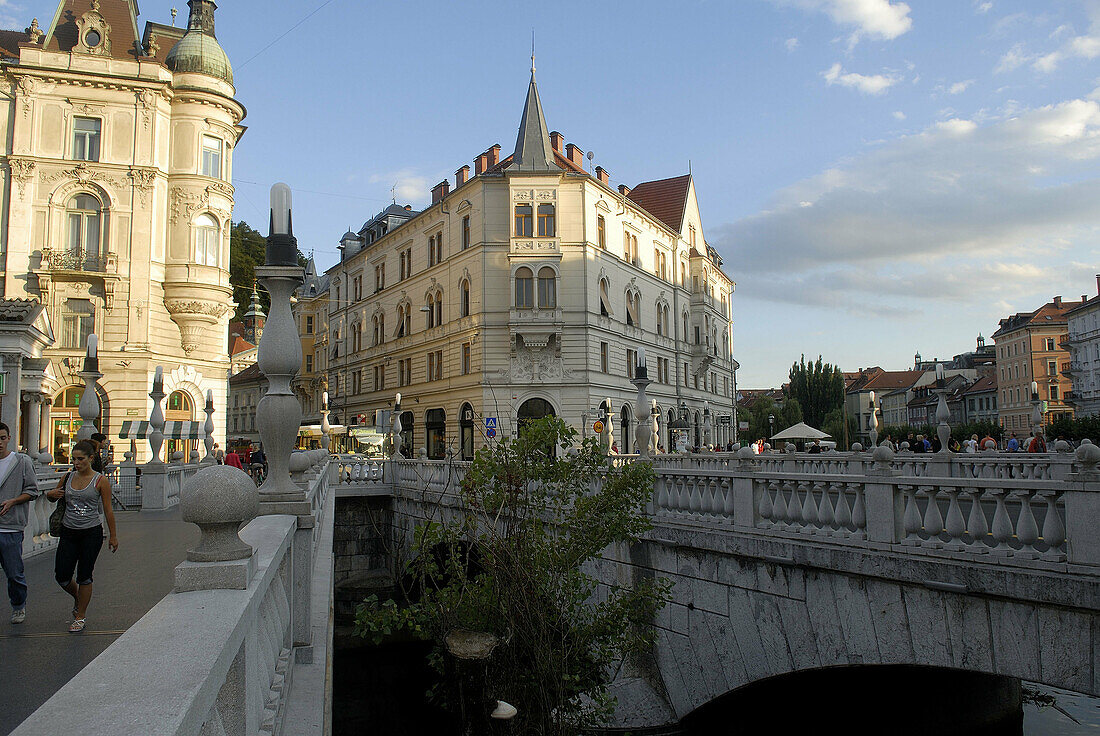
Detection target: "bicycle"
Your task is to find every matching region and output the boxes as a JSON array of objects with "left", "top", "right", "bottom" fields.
[{"left": 250, "top": 463, "right": 267, "bottom": 485}]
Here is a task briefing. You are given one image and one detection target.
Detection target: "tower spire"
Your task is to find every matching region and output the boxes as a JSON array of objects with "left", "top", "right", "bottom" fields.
[{"left": 511, "top": 50, "right": 555, "bottom": 173}]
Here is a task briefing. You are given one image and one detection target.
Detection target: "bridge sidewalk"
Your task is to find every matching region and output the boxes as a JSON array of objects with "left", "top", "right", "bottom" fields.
[{"left": 0, "top": 509, "right": 197, "bottom": 736}]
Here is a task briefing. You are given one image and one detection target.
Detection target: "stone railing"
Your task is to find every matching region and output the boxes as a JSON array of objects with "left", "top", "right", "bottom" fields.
[
  {"left": 332, "top": 453, "right": 386, "bottom": 487},
  {"left": 14, "top": 455, "right": 334, "bottom": 736},
  {"left": 23, "top": 465, "right": 66, "bottom": 558},
  {"left": 140, "top": 462, "right": 202, "bottom": 510}
]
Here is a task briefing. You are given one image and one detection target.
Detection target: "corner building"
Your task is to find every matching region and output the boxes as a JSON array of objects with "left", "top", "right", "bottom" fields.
[
  {"left": 324, "top": 69, "right": 736, "bottom": 458},
  {"left": 0, "top": 0, "right": 244, "bottom": 459}
]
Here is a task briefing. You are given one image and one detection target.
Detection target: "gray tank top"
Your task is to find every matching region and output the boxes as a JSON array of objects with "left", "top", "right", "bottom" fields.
[{"left": 63, "top": 471, "right": 103, "bottom": 530}]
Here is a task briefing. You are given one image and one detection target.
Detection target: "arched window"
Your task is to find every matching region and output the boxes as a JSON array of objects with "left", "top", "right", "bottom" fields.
[
  {"left": 537, "top": 267, "right": 556, "bottom": 309},
  {"left": 620, "top": 405, "right": 632, "bottom": 454},
  {"left": 515, "top": 267, "right": 534, "bottom": 309},
  {"left": 426, "top": 293, "right": 436, "bottom": 329},
  {"left": 460, "top": 403, "right": 475, "bottom": 460},
  {"left": 372, "top": 315, "right": 380, "bottom": 346},
  {"left": 625, "top": 290, "right": 640, "bottom": 327},
  {"left": 67, "top": 193, "right": 104, "bottom": 259},
  {"left": 194, "top": 214, "right": 219, "bottom": 267},
  {"left": 682, "top": 311, "right": 690, "bottom": 342},
  {"left": 599, "top": 278, "right": 612, "bottom": 317},
  {"left": 517, "top": 397, "right": 555, "bottom": 435},
  {"left": 537, "top": 203, "right": 555, "bottom": 237},
  {"left": 460, "top": 279, "right": 470, "bottom": 317},
  {"left": 656, "top": 302, "right": 666, "bottom": 336},
  {"left": 395, "top": 304, "right": 410, "bottom": 338},
  {"left": 434, "top": 289, "right": 443, "bottom": 327}
]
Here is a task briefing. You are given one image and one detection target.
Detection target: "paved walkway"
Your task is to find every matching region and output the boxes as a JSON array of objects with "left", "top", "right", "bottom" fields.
[{"left": 0, "top": 509, "right": 196, "bottom": 736}]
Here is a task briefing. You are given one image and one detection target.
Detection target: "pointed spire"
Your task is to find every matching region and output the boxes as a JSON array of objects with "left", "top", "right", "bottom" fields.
[{"left": 511, "top": 61, "right": 555, "bottom": 173}]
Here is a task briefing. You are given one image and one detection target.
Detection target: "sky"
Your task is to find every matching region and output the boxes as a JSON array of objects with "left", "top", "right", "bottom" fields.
[{"left": 17, "top": 0, "right": 1100, "bottom": 388}]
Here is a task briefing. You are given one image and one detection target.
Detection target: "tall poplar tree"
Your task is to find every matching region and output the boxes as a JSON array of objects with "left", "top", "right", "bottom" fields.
[{"left": 788, "top": 355, "right": 845, "bottom": 429}]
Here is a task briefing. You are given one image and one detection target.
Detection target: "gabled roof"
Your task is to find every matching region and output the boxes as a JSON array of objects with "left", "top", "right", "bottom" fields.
[
  {"left": 855, "top": 370, "right": 926, "bottom": 393},
  {"left": 229, "top": 362, "right": 264, "bottom": 385},
  {"left": 510, "top": 66, "right": 555, "bottom": 173},
  {"left": 229, "top": 335, "right": 254, "bottom": 357},
  {"left": 627, "top": 174, "right": 692, "bottom": 233},
  {"left": 993, "top": 298, "right": 1084, "bottom": 338},
  {"left": 0, "top": 29, "right": 29, "bottom": 58},
  {"left": 963, "top": 374, "right": 997, "bottom": 395},
  {"left": 44, "top": 0, "right": 142, "bottom": 60}
]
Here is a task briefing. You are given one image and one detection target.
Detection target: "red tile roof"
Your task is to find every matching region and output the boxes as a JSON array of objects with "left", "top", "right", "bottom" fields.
[
  {"left": 0, "top": 29, "right": 28, "bottom": 58},
  {"left": 856, "top": 370, "right": 926, "bottom": 393},
  {"left": 963, "top": 374, "right": 997, "bottom": 394},
  {"left": 993, "top": 298, "right": 1085, "bottom": 338},
  {"left": 626, "top": 174, "right": 692, "bottom": 233},
  {"left": 486, "top": 148, "right": 586, "bottom": 176},
  {"left": 229, "top": 335, "right": 254, "bottom": 357}
]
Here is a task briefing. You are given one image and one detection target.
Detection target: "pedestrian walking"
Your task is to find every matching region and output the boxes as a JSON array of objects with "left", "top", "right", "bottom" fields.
[
  {"left": 46, "top": 439, "right": 118, "bottom": 633},
  {"left": 0, "top": 422, "right": 40, "bottom": 625},
  {"left": 213, "top": 443, "right": 225, "bottom": 464},
  {"left": 1027, "top": 432, "right": 1047, "bottom": 453},
  {"left": 225, "top": 448, "right": 243, "bottom": 469}
]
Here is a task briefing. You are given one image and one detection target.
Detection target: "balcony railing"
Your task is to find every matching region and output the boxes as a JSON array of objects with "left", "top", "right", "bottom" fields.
[{"left": 41, "top": 247, "right": 107, "bottom": 272}]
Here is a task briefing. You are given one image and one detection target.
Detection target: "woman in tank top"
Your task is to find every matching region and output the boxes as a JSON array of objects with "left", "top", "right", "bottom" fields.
[{"left": 45, "top": 439, "right": 118, "bottom": 633}]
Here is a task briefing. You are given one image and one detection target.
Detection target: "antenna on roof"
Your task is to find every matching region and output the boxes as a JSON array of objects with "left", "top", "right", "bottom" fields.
[
  {"left": 689, "top": 159, "right": 692, "bottom": 175},
  {"left": 391, "top": 182, "right": 397, "bottom": 204},
  {"left": 531, "top": 30, "right": 535, "bottom": 76},
  {"left": 170, "top": 7, "right": 177, "bottom": 26}
]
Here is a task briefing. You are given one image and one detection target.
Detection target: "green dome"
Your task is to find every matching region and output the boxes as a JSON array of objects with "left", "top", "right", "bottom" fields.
[{"left": 165, "top": 32, "right": 233, "bottom": 85}]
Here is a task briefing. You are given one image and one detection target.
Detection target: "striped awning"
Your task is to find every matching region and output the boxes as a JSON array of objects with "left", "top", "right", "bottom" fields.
[{"left": 119, "top": 420, "right": 205, "bottom": 440}]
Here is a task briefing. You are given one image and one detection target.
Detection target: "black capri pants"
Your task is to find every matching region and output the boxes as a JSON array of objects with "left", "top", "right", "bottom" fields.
[{"left": 55, "top": 525, "right": 104, "bottom": 586}]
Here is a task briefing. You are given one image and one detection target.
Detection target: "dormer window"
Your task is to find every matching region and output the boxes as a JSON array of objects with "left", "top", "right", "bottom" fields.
[
  {"left": 73, "top": 117, "right": 100, "bottom": 161},
  {"left": 85, "top": 29, "right": 102, "bottom": 48}
]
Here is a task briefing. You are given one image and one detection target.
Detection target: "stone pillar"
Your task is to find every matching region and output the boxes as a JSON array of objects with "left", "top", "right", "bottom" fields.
[
  {"left": 0, "top": 352, "right": 22, "bottom": 442},
  {"left": 38, "top": 399, "right": 51, "bottom": 464},
  {"left": 864, "top": 445, "right": 902, "bottom": 543},
  {"left": 731, "top": 446, "right": 757, "bottom": 529},
  {"left": 631, "top": 356, "right": 652, "bottom": 460},
  {"left": 75, "top": 336, "right": 101, "bottom": 441},
  {"left": 201, "top": 390, "right": 215, "bottom": 465},
  {"left": 22, "top": 392, "right": 43, "bottom": 460}
]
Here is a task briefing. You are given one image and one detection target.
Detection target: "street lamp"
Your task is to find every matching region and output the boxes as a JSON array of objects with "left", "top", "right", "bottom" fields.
[
  {"left": 1031, "top": 379, "right": 1042, "bottom": 442},
  {"left": 768, "top": 413, "right": 775, "bottom": 441}
]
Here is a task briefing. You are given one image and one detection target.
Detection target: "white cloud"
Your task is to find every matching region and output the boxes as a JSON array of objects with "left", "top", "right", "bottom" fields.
[
  {"left": 770, "top": 0, "right": 913, "bottom": 44},
  {"left": 949, "top": 79, "right": 975, "bottom": 94},
  {"left": 367, "top": 170, "right": 430, "bottom": 204},
  {"left": 976, "top": 1, "right": 993, "bottom": 13},
  {"left": 1032, "top": 4, "right": 1100, "bottom": 73},
  {"left": 823, "top": 62, "right": 900, "bottom": 94},
  {"left": 785, "top": 37, "right": 800, "bottom": 52},
  {"left": 711, "top": 95, "right": 1100, "bottom": 314},
  {"left": 995, "top": 43, "right": 1032, "bottom": 74},
  {"left": 893, "top": 110, "right": 906, "bottom": 120}
]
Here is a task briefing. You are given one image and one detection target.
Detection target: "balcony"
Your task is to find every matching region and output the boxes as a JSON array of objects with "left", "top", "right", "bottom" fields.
[{"left": 40, "top": 247, "right": 111, "bottom": 273}]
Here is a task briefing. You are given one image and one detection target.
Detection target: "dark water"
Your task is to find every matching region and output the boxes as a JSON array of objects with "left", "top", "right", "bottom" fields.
[{"left": 334, "top": 637, "right": 1100, "bottom": 735}]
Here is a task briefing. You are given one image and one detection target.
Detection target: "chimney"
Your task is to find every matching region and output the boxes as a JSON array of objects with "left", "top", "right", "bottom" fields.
[
  {"left": 455, "top": 165, "right": 470, "bottom": 187},
  {"left": 618, "top": 184, "right": 631, "bottom": 197},
  {"left": 595, "top": 166, "right": 610, "bottom": 185},
  {"left": 1096, "top": 274, "right": 1099, "bottom": 296},
  {"left": 474, "top": 152, "right": 488, "bottom": 175},
  {"left": 430, "top": 180, "right": 450, "bottom": 205},
  {"left": 1054, "top": 295, "right": 1063, "bottom": 308},
  {"left": 487, "top": 144, "right": 501, "bottom": 167},
  {"left": 549, "top": 131, "right": 564, "bottom": 153},
  {"left": 404, "top": 205, "right": 412, "bottom": 210},
  {"left": 566, "top": 143, "right": 584, "bottom": 167}
]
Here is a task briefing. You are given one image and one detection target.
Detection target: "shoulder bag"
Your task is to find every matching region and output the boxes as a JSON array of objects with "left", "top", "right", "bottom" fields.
[{"left": 48, "top": 471, "right": 71, "bottom": 538}]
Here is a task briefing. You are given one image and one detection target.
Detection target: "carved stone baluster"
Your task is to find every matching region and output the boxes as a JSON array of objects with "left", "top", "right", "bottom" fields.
[
  {"left": 688, "top": 479, "right": 702, "bottom": 515},
  {"left": 901, "top": 485, "right": 922, "bottom": 545},
  {"left": 786, "top": 480, "right": 803, "bottom": 530},
  {"left": 966, "top": 488, "right": 989, "bottom": 553},
  {"left": 721, "top": 478, "right": 735, "bottom": 520},
  {"left": 708, "top": 479, "right": 722, "bottom": 517},
  {"left": 833, "top": 482, "right": 852, "bottom": 537},
  {"left": 656, "top": 475, "right": 670, "bottom": 513},
  {"left": 989, "top": 488, "right": 1015, "bottom": 556},
  {"left": 1038, "top": 489, "right": 1066, "bottom": 561},
  {"left": 943, "top": 486, "right": 966, "bottom": 551},
  {"left": 801, "top": 480, "right": 820, "bottom": 532},
  {"left": 758, "top": 479, "right": 774, "bottom": 527},
  {"left": 1014, "top": 489, "right": 1040, "bottom": 559},
  {"left": 921, "top": 486, "right": 944, "bottom": 548},
  {"left": 817, "top": 481, "right": 835, "bottom": 535},
  {"left": 851, "top": 483, "right": 867, "bottom": 540}
]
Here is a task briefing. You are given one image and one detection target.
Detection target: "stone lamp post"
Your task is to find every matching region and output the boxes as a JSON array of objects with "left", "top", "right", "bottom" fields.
[
  {"left": 934, "top": 364, "right": 951, "bottom": 452},
  {"left": 650, "top": 399, "right": 659, "bottom": 455},
  {"left": 1031, "top": 380, "right": 1043, "bottom": 444},
  {"left": 75, "top": 334, "right": 101, "bottom": 441},
  {"left": 255, "top": 183, "right": 307, "bottom": 512},
  {"left": 868, "top": 390, "right": 879, "bottom": 448},
  {"left": 148, "top": 366, "right": 166, "bottom": 466},
  {"left": 632, "top": 347, "right": 652, "bottom": 459},
  {"left": 703, "top": 402, "right": 713, "bottom": 450},
  {"left": 201, "top": 389, "right": 215, "bottom": 464},
  {"left": 391, "top": 393, "right": 403, "bottom": 459},
  {"left": 320, "top": 390, "right": 331, "bottom": 453}
]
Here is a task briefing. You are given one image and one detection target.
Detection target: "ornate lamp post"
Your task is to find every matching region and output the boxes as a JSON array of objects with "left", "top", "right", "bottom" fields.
[
  {"left": 1031, "top": 380, "right": 1043, "bottom": 444},
  {"left": 320, "top": 390, "right": 332, "bottom": 453},
  {"left": 391, "top": 393, "right": 403, "bottom": 459},
  {"left": 75, "top": 334, "right": 101, "bottom": 441},
  {"left": 702, "top": 402, "right": 713, "bottom": 450},
  {"left": 148, "top": 365, "right": 166, "bottom": 465},
  {"left": 202, "top": 389, "right": 215, "bottom": 464},
  {"left": 934, "top": 364, "right": 952, "bottom": 452},
  {"left": 632, "top": 347, "right": 652, "bottom": 459},
  {"left": 868, "top": 390, "right": 878, "bottom": 448},
  {"left": 768, "top": 413, "right": 775, "bottom": 443},
  {"left": 255, "top": 183, "right": 307, "bottom": 510}
]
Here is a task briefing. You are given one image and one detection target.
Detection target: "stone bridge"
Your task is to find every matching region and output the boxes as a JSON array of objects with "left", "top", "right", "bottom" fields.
[{"left": 365, "top": 446, "right": 1100, "bottom": 731}]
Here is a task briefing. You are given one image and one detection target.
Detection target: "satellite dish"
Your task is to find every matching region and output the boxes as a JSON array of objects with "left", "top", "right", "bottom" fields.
[{"left": 587, "top": 151, "right": 594, "bottom": 161}]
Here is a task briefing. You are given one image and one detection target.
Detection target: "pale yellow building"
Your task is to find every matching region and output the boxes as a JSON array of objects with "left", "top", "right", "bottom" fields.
[
  {"left": 0, "top": 0, "right": 244, "bottom": 460},
  {"left": 321, "top": 70, "right": 737, "bottom": 458}
]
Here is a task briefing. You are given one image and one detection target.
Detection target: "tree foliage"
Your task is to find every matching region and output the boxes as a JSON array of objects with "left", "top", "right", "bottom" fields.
[
  {"left": 740, "top": 396, "right": 803, "bottom": 442},
  {"left": 788, "top": 355, "right": 845, "bottom": 429},
  {"left": 355, "top": 417, "right": 669, "bottom": 735},
  {"left": 229, "top": 220, "right": 310, "bottom": 323}
]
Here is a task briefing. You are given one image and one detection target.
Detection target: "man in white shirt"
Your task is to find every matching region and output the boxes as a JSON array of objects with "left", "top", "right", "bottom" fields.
[{"left": 0, "top": 422, "right": 41, "bottom": 624}]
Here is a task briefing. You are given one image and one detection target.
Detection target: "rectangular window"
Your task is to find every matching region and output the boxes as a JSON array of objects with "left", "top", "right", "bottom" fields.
[
  {"left": 374, "top": 365, "right": 385, "bottom": 391},
  {"left": 601, "top": 342, "right": 609, "bottom": 373},
  {"left": 462, "top": 216, "right": 470, "bottom": 250},
  {"left": 1051, "top": 384, "right": 1059, "bottom": 401},
  {"left": 514, "top": 204, "right": 533, "bottom": 236},
  {"left": 427, "top": 349, "right": 443, "bottom": 381},
  {"left": 597, "top": 215, "right": 606, "bottom": 249},
  {"left": 305, "top": 315, "right": 314, "bottom": 334},
  {"left": 537, "top": 204, "right": 555, "bottom": 237},
  {"left": 428, "top": 235, "right": 437, "bottom": 267},
  {"left": 398, "top": 358, "right": 412, "bottom": 387},
  {"left": 1048, "top": 360, "right": 1057, "bottom": 376},
  {"left": 61, "top": 298, "right": 94, "bottom": 349},
  {"left": 462, "top": 343, "right": 471, "bottom": 375},
  {"left": 684, "top": 362, "right": 689, "bottom": 386},
  {"left": 305, "top": 354, "right": 313, "bottom": 373},
  {"left": 73, "top": 117, "right": 101, "bottom": 162},
  {"left": 202, "top": 135, "right": 222, "bottom": 178},
  {"left": 626, "top": 349, "right": 636, "bottom": 379},
  {"left": 1045, "top": 338, "right": 1055, "bottom": 351}
]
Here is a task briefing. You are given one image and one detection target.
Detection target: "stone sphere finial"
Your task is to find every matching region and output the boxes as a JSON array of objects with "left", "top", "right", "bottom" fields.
[
  {"left": 851, "top": 442, "right": 864, "bottom": 453},
  {"left": 180, "top": 465, "right": 258, "bottom": 563},
  {"left": 1053, "top": 439, "right": 1072, "bottom": 453},
  {"left": 872, "top": 444, "right": 895, "bottom": 468},
  {"left": 1075, "top": 438, "right": 1100, "bottom": 475},
  {"left": 784, "top": 442, "right": 795, "bottom": 454}
]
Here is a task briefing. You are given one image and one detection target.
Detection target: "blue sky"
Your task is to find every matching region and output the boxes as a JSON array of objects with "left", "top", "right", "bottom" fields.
[{"left": 18, "top": 0, "right": 1100, "bottom": 387}]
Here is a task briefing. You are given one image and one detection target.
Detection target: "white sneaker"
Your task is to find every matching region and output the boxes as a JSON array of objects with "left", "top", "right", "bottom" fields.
[{"left": 11, "top": 608, "right": 25, "bottom": 624}]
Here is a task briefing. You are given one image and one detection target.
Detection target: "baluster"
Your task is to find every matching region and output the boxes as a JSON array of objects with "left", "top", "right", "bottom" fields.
[
  {"left": 687, "top": 479, "right": 702, "bottom": 515},
  {"left": 786, "top": 480, "right": 803, "bottom": 530},
  {"left": 1038, "top": 489, "right": 1066, "bottom": 561},
  {"left": 707, "top": 480, "right": 722, "bottom": 517},
  {"left": 965, "top": 488, "right": 989, "bottom": 552},
  {"left": 833, "top": 482, "right": 852, "bottom": 537},
  {"left": 675, "top": 478, "right": 689, "bottom": 513},
  {"left": 989, "top": 488, "right": 1015, "bottom": 556},
  {"left": 721, "top": 479, "right": 735, "bottom": 520},
  {"left": 801, "top": 480, "right": 820, "bottom": 532},
  {"left": 757, "top": 480, "right": 774, "bottom": 527},
  {"left": 816, "top": 481, "right": 835, "bottom": 535},
  {"left": 943, "top": 486, "right": 966, "bottom": 551},
  {"left": 1014, "top": 489, "right": 1040, "bottom": 559},
  {"left": 851, "top": 484, "right": 867, "bottom": 540},
  {"left": 656, "top": 476, "right": 670, "bottom": 513},
  {"left": 921, "top": 486, "right": 944, "bottom": 548},
  {"left": 901, "top": 485, "right": 922, "bottom": 545}
]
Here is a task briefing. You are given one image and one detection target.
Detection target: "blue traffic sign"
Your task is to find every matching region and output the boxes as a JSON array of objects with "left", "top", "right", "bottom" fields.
[
  {"left": 485, "top": 417, "right": 497, "bottom": 429},
  {"left": 487, "top": 427, "right": 497, "bottom": 439}
]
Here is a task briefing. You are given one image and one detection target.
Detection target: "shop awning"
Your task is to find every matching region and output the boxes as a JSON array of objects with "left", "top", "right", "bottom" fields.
[
  {"left": 298, "top": 424, "right": 347, "bottom": 436},
  {"left": 119, "top": 420, "right": 204, "bottom": 440}
]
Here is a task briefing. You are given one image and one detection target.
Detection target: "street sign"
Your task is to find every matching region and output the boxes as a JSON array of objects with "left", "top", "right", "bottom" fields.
[
  {"left": 486, "top": 427, "right": 497, "bottom": 439},
  {"left": 485, "top": 417, "right": 497, "bottom": 429},
  {"left": 593, "top": 420, "right": 605, "bottom": 434},
  {"left": 739, "top": 421, "right": 749, "bottom": 431}
]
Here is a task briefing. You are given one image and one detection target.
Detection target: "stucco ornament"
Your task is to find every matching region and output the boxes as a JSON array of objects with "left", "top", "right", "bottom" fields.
[{"left": 8, "top": 158, "right": 35, "bottom": 197}]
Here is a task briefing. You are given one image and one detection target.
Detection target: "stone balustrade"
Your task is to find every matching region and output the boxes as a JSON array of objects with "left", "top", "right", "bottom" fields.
[{"left": 332, "top": 454, "right": 386, "bottom": 487}]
